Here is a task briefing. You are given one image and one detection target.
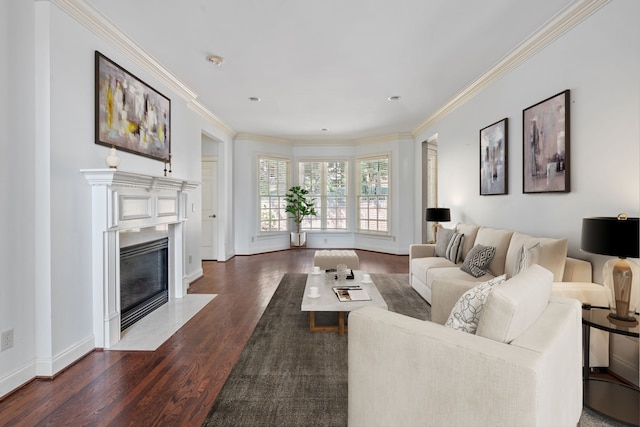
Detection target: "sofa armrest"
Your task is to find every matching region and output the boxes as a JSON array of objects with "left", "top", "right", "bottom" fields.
[
  {"left": 563, "top": 257, "right": 593, "bottom": 282},
  {"left": 551, "top": 281, "right": 607, "bottom": 306},
  {"left": 431, "top": 278, "right": 477, "bottom": 325},
  {"left": 348, "top": 304, "right": 582, "bottom": 427},
  {"left": 409, "top": 243, "right": 435, "bottom": 261}
]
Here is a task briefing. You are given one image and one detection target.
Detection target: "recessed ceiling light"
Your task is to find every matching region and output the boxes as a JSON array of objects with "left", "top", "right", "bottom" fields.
[
  {"left": 388, "top": 96, "right": 401, "bottom": 101},
  {"left": 248, "top": 97, "right": 261, "bottom": 102},
  {"left": 205, "top": 55, "right": 224, "bottom": 66}
]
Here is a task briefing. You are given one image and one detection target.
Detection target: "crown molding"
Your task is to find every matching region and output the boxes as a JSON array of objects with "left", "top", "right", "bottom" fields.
[
  {"left": 412, "top": 0, "right": 612, "bottom": 137},
  {"left": 234, "top": 133, "right": 293, "bottom": 146},
  {"left": 232, "top": 132, "right": 416, "bottom": 147},
  {"left": 353, "top": 133, "right": 414, "bottom": 146},
  {"left": 188, "top": 100, "right": 236, "bottom": 138}
]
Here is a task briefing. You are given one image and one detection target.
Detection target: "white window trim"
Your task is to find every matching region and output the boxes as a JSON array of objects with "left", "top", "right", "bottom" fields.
[
  {"left": 257, "top": 154, "right": 291, "bottom": 235},
  {"left": 355, "top": 152, "right": 391, "bottom": 236},
  {"left": 297, "top": 157, "right": 351, "bottom": 232}
]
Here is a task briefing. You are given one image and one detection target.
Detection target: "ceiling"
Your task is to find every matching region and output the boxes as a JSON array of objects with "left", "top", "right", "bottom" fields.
[{"left": 84, "top": 0, "right": 576, "bottom": 141}]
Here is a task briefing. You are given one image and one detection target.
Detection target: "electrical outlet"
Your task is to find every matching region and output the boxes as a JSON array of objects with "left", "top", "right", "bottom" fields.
[
  {"left": 188, "top": 255, "right": 193, "bottom": 264},
  {"left": 1, "top": 329, "right": 14, "bottom": 351}
]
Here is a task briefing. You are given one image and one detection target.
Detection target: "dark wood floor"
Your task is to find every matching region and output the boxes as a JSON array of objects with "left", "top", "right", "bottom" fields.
[{"left": 0, "top": 249, "right": 409, "bottom": 426}]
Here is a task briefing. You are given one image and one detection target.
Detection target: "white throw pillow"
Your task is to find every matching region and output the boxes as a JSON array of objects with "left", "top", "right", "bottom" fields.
[
  {"left": 476, "top": 265, "right": 553, "bottom": 343},
  {"left": 511, "top": 242, "right": 540, "bottom": 277},
  {"left": 445, "top": 275, "right": 507, "bottom": 334}
]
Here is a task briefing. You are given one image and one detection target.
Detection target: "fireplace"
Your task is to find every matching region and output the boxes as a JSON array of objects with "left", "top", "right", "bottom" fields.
[
  {"left": 82, "top": 169, "right": 198, "bottom": 348},
  {"left": 120, "top": 237, "right": 169, "bottom": 330}
]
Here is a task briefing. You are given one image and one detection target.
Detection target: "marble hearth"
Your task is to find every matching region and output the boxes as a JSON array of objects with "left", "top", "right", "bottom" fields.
[{"left": 82, "top": 169, "right": 198, "bottom": 348}]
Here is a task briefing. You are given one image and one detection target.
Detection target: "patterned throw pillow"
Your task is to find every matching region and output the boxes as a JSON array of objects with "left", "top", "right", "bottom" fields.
[
  {"left": 445, "top": 275, "right": 507, "bottom": 333},
  {"left": 445, "top": 232, "right": 464, "bottom": 263},
  {"left": 434, "top": 228, "right": 454, "bottom": 258},
  {"left": 512, "top": 242, "right": 541, "bottom": 277},
  {"left": 461, "top": 244, "right": 496, "bottom": 278}
]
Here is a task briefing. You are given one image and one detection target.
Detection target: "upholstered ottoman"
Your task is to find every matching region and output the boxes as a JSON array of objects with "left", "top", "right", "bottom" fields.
[{"left": 314, "top": 250, "right": 360, "bottom": 270}]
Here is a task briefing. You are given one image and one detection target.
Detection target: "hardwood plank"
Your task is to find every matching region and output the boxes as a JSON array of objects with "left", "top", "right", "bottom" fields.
[{"left": 0, "top": 249, "right": 408, "bottom": 425}]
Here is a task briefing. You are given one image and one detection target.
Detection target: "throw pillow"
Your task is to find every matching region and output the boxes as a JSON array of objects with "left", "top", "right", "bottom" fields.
[
  {"left": 512, "top": 242, "right": 540, "bottom": 277},
  {"left": 476, "top": 265, "right": 553, "bottom": 343},
  {"left": 445, "top": 232, "right": 464, "bottom": 263},
  {"left": 461, "top": 244, "right": 496, "bottom": 278},
  {"left": 445, "top": 275, "right": 507, "bottom": 333},
  {"left": 434, "top": 228, "right": 454, "bottom": 258}
]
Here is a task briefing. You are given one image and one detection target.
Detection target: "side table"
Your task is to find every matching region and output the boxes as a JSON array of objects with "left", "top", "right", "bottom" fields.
[{"left": 582, "top": 305, "right": 639, "bottom": 426}]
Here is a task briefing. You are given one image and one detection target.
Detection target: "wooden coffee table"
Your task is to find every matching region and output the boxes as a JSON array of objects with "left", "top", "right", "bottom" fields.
[{"left": 300, "top": 270, "right": 387, "bottom": 336}]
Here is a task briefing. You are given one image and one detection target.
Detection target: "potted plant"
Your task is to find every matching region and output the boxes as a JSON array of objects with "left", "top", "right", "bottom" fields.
[{"left": 285, "top": 186, "right": 317, "bottom": 247}]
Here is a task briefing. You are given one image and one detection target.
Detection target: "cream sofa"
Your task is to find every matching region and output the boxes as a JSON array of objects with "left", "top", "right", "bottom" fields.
[
  {"left": 409, "top": 223, "right": 609, "bottom": 367},
  {"left": 349, "top": 266, "right": 583, "bottom": 427}
]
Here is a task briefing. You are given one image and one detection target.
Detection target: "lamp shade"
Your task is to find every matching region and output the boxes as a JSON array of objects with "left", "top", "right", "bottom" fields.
[
  {"left": 581, "top": 216, "right": 639, "bottom": 258},
  {"left": 426, "top": 208, "right": 451, "bottom": 223}
]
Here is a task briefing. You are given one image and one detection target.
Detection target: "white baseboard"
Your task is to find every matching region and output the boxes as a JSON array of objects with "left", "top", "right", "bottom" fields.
[
  {"left": 35, "top": 335, "right": 95, "bottom": 377},
  {"left": 610, "top": 353, "right": 640, "bottom": 386},
  {"left": 0, "top": 360, "right": 36, "bottom": 400},
  {"left": 185, "top": 268, "right": 203, "bottom": 286}
]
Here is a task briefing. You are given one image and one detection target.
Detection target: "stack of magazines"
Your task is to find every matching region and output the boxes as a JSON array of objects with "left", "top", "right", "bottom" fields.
[{"left": 332, "top": 286, "right": 371, "bottom": 302}]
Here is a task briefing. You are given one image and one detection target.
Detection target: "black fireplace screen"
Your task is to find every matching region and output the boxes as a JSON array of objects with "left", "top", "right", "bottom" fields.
[{"left": 120, "top": 237, "right": 169, "bottom": 331}]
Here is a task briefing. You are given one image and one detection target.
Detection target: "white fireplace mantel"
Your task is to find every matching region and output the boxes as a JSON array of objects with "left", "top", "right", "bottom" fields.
[{"left": 82, "top": 169, "right": 199, "bottom": 348}]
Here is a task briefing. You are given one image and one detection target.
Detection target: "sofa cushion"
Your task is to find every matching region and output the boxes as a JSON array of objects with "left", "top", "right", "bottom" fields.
[
  {"left": 411, "top": 257, "right": 457, "bottom": 284},
  {"left": 505, "top": 232, "right": 568, "bottom": 281},
  {"left": 445, "top": 275, "right": 506, "bottom": 333},
  {"left": 511, "top": 242, "right": 540, "bottom": 278},
  {"left": 461, "top": 244, "right": 496, "bottom": 278},
  {"left": 476, "top": 265, "right": 553, "bottom": 343},
  {"left": 435, "top": 227, "right": 454, "bottom": 258},
  {"left": 455, "top": 223, "right": 480, "bottom": 260},
  {"left": 474, "top": 227, "right": 514, "bottom": 276},
  {"left": 445, "top": 232, "right": 465, "bottom": 263}
]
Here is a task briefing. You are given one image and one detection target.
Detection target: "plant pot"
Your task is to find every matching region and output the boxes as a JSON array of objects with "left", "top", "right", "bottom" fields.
[{"left": 290, "top": 232, "right": 307, "bottom": 247}]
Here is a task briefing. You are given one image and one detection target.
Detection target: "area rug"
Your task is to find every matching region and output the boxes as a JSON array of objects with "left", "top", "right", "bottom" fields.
[{"left": 202, "top": 274, "right": 618, "bottom": 427}]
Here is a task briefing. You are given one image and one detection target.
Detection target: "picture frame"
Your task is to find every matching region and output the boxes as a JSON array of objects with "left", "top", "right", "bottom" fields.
[
  {"left": 480, "top": 118, "right": 508, "bottom": 195},
  {"left": 95, "top": 51, "right": 171, "bottom": 162},
  {"left": 522, "top": 90, "right": 570, "bottom": 193}
]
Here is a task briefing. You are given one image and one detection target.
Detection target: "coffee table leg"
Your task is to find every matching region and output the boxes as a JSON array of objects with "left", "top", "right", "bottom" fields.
[
  {"left": 338, "top": 312, "right": 345, "bottom": 336},
  {"left": 309, "top": 311, "right": 316, "bottom": 332}
]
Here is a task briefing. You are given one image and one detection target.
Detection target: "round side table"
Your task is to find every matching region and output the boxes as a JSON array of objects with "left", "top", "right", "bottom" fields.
[{"left": 582, "top": 305, "right": 639, "bottom": 426}]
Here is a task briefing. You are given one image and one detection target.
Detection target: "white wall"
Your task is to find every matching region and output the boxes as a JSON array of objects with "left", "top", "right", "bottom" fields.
[
  {"left": 0, "top": 0, "right": 39, "bottom": 397},
  {"left": 1, "top": 1, "right": 233, "bottom": 397},
  {"left": 414, "top": 0, "right": 639, "bottom": 384},
  {"left": 232, "top": 134, "right": 415, "bottom": 255}
]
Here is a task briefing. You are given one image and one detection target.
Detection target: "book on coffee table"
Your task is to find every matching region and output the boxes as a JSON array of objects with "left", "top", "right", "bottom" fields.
[{"left": 332, "top": 286, "right": 371, "bottom": 302}]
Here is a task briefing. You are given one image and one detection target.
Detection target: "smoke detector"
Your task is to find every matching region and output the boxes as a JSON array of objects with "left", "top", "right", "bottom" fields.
[{"left": 206, "top": 55, "right": 224, "bottom": 66}]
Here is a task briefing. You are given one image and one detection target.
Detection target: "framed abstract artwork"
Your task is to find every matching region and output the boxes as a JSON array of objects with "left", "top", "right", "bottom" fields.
[
  {"left": 480, "top": 118, "right": 508, "bottom": 195},
  {"left": 95, "top": 51, "right": 171, "bottom": 162},
  {"left": 522, "top": 90, "right": 570, "bottom": 193}
]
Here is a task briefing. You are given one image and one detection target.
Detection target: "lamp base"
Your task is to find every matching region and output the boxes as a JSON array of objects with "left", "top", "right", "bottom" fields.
[{"left": 607, "top": 313, "right": 638, "bottom": 326}]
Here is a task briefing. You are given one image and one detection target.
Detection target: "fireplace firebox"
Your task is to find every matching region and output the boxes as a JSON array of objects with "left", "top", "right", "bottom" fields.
[{"left": 120, "top": 238, "right": 169, "bottom": 331}]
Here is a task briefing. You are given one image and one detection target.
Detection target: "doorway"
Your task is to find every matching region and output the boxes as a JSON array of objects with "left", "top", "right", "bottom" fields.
[
  {"left": 422, "top": 136, "right": 438, "bottom": 243},
  {"left": 201, "top": 159, "right": 218, "bottom": 260}
]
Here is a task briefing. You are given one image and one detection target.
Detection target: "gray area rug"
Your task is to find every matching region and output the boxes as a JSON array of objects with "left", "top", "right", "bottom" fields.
[{"left": 203, "top": 273, "right": 620, "bottom": 426}]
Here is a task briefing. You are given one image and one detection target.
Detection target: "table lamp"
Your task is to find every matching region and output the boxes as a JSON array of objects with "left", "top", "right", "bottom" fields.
[
  {"left": 581, "top": 214, "right": 639, "bottom": 325},
  {"left": 426, "top": 208, "right": 451, "bottom": 242}
]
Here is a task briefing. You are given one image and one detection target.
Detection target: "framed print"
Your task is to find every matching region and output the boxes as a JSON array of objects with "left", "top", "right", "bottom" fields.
[
  {"left": 522, "top": 90, "right": 570, "bottom": 193},
  {"left": 480, "top": 118, "right": 508, "bottom": 195},
  {"left": 95, "top": 51, "right": 171, "bottom": 162}
]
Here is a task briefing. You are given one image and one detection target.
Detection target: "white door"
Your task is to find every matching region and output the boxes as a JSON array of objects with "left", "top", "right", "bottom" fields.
[{"left": 201, "top": 160, "right": 218, "bottom": 260}]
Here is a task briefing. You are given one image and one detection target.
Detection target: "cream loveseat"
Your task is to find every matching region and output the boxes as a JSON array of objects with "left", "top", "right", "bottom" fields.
[
  {"left": 409, "top": 223, "right": 609, "bottom": 366},
  {"left": 349, "top": 266, "right": 583, "bottom": 427}
]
